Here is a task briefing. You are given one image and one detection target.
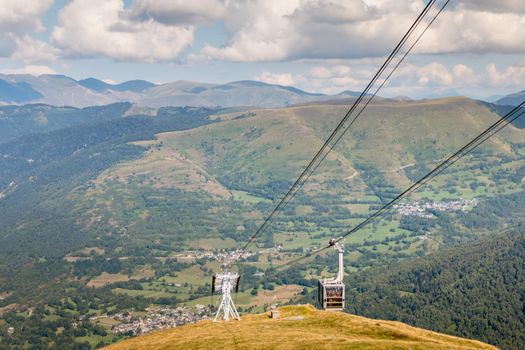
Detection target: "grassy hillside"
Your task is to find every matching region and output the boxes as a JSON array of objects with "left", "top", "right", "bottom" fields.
[
  {"left": 103, "top": 305, "right": 495, "bottom": 350},
  {"left": 84, "top": 97, "right": 524, "bottom": 255},
  {"left": 344, "top": 226, "right": 525, "bottom": 349}
]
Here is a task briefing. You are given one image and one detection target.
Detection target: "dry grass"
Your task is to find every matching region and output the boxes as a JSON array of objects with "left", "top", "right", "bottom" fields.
[
  {"left": 103, "top": 305, "right": 496, "bottom": 350},
  {"left": 80, "top": 247, "right": 106, "bottom": 255},
  {"left": 250, "top": 285, "right": 303, "bottom": 306},
  {"left": 86, "top": 273, "right": 131, "bottom": 288},
  {"left": 64, "top": 256, "right": 92, "bottom": 263},
  {"left": 188, "top": 237, "right": 238, "bottom": 250},
  {"left": 91, "top": 135, "right": 231, "bottom": 198},
  {"left": 86, "top": 267, "right": 154, "bottom": 288},
  {"left": 64, "top": 248, "right": 106, "bottom": 262},
  {"left": 0, "top": 303, "right": 18, "bottom": 316}
]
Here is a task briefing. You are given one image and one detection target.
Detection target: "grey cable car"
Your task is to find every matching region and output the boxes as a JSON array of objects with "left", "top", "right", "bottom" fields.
[{"left": 318, "top": 239, "right": 345, "bottom": 311}]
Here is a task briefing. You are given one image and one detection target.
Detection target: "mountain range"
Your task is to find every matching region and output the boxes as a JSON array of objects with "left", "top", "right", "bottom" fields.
[
  {"left": 1, "top": 73, "right": 524, "bottom": 109},
  {"left": 0, "top": 74, "right": 359, "bottom": 108}
]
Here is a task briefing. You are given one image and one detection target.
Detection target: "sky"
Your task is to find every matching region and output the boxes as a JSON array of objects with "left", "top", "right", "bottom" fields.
[{"left": 1, "top": 0, "right": 525, "bottom": 99}]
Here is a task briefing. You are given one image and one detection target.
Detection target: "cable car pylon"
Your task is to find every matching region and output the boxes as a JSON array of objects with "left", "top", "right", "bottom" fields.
[
  {"left": 212, "top": 271, "right": 241, "bottom": 321},
  {"left": 318, "top": 239, "right": 345, "bottom": 311}
]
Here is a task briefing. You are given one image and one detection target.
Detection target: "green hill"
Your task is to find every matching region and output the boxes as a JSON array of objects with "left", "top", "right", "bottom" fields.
[
  {"left": 0, "top": 103, "right": 133, "bottom": 143},
  {"left": 103, "top": 305, "right": 495, "bottom": 350},
  {"left": 81, "top": 96, "right": 525, "bottom": 262}
]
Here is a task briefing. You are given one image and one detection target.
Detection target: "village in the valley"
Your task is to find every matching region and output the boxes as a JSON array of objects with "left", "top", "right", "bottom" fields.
[
  {"left": 175, "top": 249, "right": 256, "bottom": 266},
  {"left": 393, "top": 198, "right": 478, "bottom": 218},
  {"left": 107, "top": 305, "right": 210, "bottom": 336}
]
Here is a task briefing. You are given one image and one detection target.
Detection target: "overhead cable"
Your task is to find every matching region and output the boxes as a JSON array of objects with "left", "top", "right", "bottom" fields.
[
  {"left": 279, "top": 101, "right": 525, "bottom": 268},
  {"left": 241, "top": 0, "right": 449, "bottom": 251}
]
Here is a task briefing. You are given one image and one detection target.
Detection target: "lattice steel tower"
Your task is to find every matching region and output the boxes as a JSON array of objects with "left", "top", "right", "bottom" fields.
[{"left": 212, "top": 272, "right": 241, "bottom": 321}]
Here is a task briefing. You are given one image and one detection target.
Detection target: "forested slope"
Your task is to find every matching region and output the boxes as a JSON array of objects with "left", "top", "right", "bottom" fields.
[
  {"left": 0, "top": 105, "right": 221, "bottom": 298},
  {"left": 345, "top": 227, "right": 525, "bottom": 349}
]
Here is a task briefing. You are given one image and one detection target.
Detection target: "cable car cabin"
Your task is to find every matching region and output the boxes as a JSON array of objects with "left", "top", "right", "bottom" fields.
[
  {"left": 318, "top": 239, "right": 345, "bottom": 311},
  {"left": 318, "top": 281, "right": 345, "bottom": 310}
]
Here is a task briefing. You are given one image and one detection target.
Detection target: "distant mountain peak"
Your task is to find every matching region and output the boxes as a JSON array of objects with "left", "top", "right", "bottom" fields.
[
  {"left": 114, "top": 79, "right": 157, "bottom": 92},
  {"left": 230, "top": 80, "right": 270, "bottom": 87},
  {"left": 0, "top": 79, "right": 43, "bottom": 103},
  {"left": 78, "top": 78, "right": 156, "bottom": 93},
  {"left": 496, "top": 89, "right": 525, "bottom": 106},
  {"left": 338, "top": 90, "right": 362, "bottom": 97},
  {"left": 78, "top": 78, "right": 111, "bottom": 92}
]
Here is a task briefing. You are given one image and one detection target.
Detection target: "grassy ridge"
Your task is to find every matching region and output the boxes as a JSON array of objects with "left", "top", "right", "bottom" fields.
[{"left": 103, "top": 305, "right": 496, "bottom": 350}]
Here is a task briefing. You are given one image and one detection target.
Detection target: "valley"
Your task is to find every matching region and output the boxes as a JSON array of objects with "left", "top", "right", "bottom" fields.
[{"left": 0, "top": 97, "right": 523, "bottom": 349}]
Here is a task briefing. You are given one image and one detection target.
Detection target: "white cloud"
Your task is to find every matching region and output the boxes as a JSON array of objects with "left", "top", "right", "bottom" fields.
[
  {"left": 452, "top": 64, "right": 479, "bottom": 85},
  {"left": 3, "top": 0, "right": 525, "bottom": 66},
  {"left": 0, "top": 0, "right": 53, "bottom": 57},
  {"left": 0, "top": 0, "right": 52, "bottom": 33},
  {"left": 399, "top": 62, "right": 454, "bottom": 86},
  {"left": 256, "top": 72, "right": 296, "bottom": 86},
  {"left": 415, "top": 9, "right": 525, "bottom": 55},
  {"left": 255, "top": 59, "right": 525, "bottom": 98},
  {"left": 201, "top": 0, "right": 418, "bottom": 61},
  {"left": 101, "top": 78, "right": 117, "bottom": 84},
  {"left": 0, "top": 65, "right": 57, "bottom": 75},
  {"left": 51, "top": 0, "right": 207, "bottom": 62},
  {"left": 456, "top": 0, "right": 525, "bottom": 13},
  {"left": 486, "top": 61, "right": 525, "bottom": 88},
  {"left": 306, "top": 65, "right": 364, "bottom": 92},
  {"left": 201, "top": 0, "right": 525, "bottom": 62},
  {"left": 310, "top": 66, "right": 332, "bottom": 79},
  {"left": 129, "top": 0, "right": 225, "bottom": 25},
  {"left": 202, "top": 0, "right": 301, "bottom": 61},
  {"left": 385, "top": 61, "right": 525, "bottom": 97},
  {"left": 256, "top": 64, "right": 367, "bottom": 94},
  {"left": 12, "top": 36, "right": 60, "bottom": 64}
]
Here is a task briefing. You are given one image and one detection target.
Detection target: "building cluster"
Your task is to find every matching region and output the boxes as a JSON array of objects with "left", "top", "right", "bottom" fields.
[
  {"left": 112, "top": 305, "right": 209, "bottom": 336},
  {"left": 177, "top": 249, "right": 255, "bottom": 265},
  {"left": 0, "top": 181, "right": 16, "bottom": 200},
  {"left": 393, "top": 198, "right": 478, "bottom": 218}
]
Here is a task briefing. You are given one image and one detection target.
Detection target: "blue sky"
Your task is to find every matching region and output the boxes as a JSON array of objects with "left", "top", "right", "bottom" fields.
[{"left": 1, "top": 0, "right": 525, "bottom": 99}]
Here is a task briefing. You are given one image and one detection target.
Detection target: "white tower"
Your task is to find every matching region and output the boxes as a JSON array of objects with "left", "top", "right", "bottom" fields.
[
  {"left": 324, "top": 239, "right": 344, "bottom": 284},
  {"left": 318, "top": 239, "right": 345, "bottom": 310},
  {"left": 213, "top": 272, "right": 241, "bottom": 321}
]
